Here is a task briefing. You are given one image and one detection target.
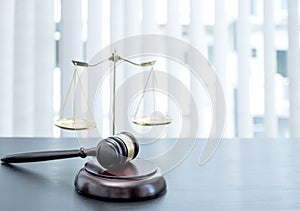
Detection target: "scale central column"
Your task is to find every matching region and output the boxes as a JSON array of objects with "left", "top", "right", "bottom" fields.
[{"left": 112, "top": 51, "right": 118, "bottom": 135}]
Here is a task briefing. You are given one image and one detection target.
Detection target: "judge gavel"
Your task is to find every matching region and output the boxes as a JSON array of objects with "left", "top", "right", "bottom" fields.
[{"left": 1, "top": 132, "right": 139, "bottom": 169}]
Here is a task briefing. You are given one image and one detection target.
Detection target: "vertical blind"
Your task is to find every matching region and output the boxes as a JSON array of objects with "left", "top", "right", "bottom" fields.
[{"left": 0, "top": 0, "right": 298, "bottom": 138}]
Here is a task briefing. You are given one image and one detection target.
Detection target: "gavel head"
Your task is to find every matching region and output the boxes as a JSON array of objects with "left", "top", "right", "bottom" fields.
[{"left": 95, "top": 132, "right": 139, "bottom": 169}]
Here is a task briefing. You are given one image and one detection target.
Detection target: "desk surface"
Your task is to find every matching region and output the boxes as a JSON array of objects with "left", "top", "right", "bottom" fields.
[{"left": 1, "top": 138, "right": 300, "bottom": 210}]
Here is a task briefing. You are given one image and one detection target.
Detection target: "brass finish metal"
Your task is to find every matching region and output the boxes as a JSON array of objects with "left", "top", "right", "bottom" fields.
[
  {"left": 54, "top": 118, "right": 96, "bottom": 130},
  {"left": 132, "top": 67, "right": 172, "bottom": 126},
  {"left": 112, "top": 51, "right": 117, "bottom": 135},
  {"left": 132, "top": 115, "right": 172, "bottom": 126},
  {"left": 115, "top": 133, "right": 135, "bottom": 161},
  {"left": 70, "top": 50, "right": 159, "bottom": 134},
  {"left": 55, "top": 65, "right": 95, "bottom": 131}
]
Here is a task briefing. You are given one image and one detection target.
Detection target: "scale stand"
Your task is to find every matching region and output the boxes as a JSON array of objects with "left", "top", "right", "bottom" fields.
[
  {"left": 74, "top": 159, "right": 167, "bottom": 201},
  {"left": 57, "top": 50, "right": 172, "bottom": 132}
]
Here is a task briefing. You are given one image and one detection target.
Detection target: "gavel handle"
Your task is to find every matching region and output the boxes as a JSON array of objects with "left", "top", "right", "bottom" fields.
[{"left": 1, "top": 148, "right": 87, "bottom": 163}]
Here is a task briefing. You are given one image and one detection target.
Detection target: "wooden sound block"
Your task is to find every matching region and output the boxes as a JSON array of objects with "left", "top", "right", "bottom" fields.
[{"left": 74, "top": 159, "right": 167, "bottom": 201}]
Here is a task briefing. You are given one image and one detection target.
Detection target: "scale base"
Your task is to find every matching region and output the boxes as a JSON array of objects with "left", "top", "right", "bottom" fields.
[{"left": 74, "top": 160, "right": 167, "bottom": 201}]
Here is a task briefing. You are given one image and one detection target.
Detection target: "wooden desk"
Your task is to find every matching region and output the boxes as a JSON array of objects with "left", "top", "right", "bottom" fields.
[{"left": 1, "top": 138, "right": 300, "bottom": 210}]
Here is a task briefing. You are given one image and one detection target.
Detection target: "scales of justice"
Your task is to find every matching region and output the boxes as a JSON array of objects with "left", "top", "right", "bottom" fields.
[{"left": 54, "top": 50, "right": 172, "bottom": 201}]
